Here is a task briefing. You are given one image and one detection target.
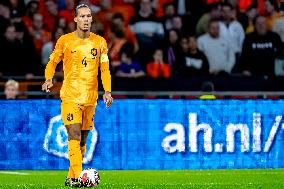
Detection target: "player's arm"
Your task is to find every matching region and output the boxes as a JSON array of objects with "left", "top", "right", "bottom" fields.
[
  {"left": 100, "top": 38, "right": 113, "bottom": 107},
  {"left": 42, "top": 36, "right": 64, "bottom": 92}
]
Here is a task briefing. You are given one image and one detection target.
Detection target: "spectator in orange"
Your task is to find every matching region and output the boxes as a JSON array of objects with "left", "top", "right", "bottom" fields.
[
  {"left": 153, "top": 0, "right": 173, "bottom": 18},
  {"left": 39, "top": 0, "right": 59, "bottom": 32},
  {"left": 264, "top": 0, "right": 282, "bottom": 30},
  {"left": 238, "top": 0, "right": 253, "bottom": 11},
  {"left": 108, "top": 28, "right": 127, "bottom": 69},
  {"left": 110, "top": 0, "right": 135, "bottom": 24},
  {"left": 94, "top": 0, "right": 113, "bottom": 31},
  {"left": 147, "top": 48, "right": 171, "bottom": 78},
  {"left": 29, "top": 13, "right": 51, "bottom": 54},
  {"left": 105, "top": 13, "right": 139, "bottom": 52},
  {"left": 4, "top": 79, "right": 19, "bottom": 100},
  {"left": 95, "top": 0, "right": 135, "bottom": 30}
]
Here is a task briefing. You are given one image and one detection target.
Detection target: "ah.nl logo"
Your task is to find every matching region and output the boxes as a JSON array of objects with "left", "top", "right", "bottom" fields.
[{"left": 43, "top": 115, "right": 98, "bottom": 164}]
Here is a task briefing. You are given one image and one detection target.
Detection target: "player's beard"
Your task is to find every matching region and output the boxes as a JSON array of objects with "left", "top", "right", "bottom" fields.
[
  {"left": 82, "top": 24, "right": 90, "bottom": 32},
  {"left": 79, "top": 25, "right": 90, "bottom": 32}
]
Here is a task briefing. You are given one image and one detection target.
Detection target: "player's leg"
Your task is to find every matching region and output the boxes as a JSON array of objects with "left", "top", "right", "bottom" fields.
[
  {"left": 80, "top": 105, "right": 96, "bottom": 160},
  {"left": 80, "top": 130, "right": 89, "bottom": 160},
  {"left": 61, "top": 102, "right": 84, "bottom": 185},
  {"left": 65, "top": 123, "right": 82, "bottom": 187},
  {"left": 66, "top": 123, "right": 82, "bottom": 179}
]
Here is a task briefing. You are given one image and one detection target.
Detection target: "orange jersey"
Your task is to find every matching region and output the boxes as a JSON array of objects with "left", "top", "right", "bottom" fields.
[{"left": 45, "top": 32, "right": 111, "bottom": 106}]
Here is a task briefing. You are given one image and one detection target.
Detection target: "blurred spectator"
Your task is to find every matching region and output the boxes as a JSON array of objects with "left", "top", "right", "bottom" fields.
[
  {"left": 41, "top": 27, "right": 65, "bottom": 65},
  {"left": 58, "top": 0, "right": 74, "bottom": 24},
  {"left": 275, "top": 47, "right": 284, "bottom": 76},
  {"left": 93, "top": 0, "right": 113, "bottom": 33},
  {"left": 175, "top": 0, "right": 207, "bottom": 18},
  {"left": 199, "top": 81, "right": 216, "bottom": 100},
  {"left": 272, "top": 15, "right": 284, "bottom": 42},
  {"left": 197, "top": 19, "right": 235, "bottom": 75},
  {"left": 264, "top": 0, "right": 282, "bottom": 30},
  {"left": 130, "top": 0, "right": 164, "bottom": 65},
  {"left": 22, "top": 0, "right": 39, "bottom": 30},
  {"left": 196, "top": 2, "right": 222, "bottom": 36},
  {"left": 180, "top": 36, "right": 188, "bottom": 54},
  {"left": 175, "top": 0, "right": 186, "bottom": 15},
  {"left": 9, "top": 0, "right": 26, "bottom": 18},
  {"left": 4, "top": 79, "right": 19, "bottom": 100},
  {"left": 29, "top": 13, "right": 51, "bottom": 54},
  {"left": 39, "top": 0, "right": 59, "bottom": 32},
  {"left": 110, "top": 0, "right": 136, "bottom": 25},
  {"left": 153, "top": 0, "right": 173, "bottom": 18},
  {"left": 170, "top": 35, "right": 187, "bottom": 74},
  {"left": 0, "top": 3, "right": 10, "bottom": 35},
  {"left": 177, "top": 35, "right": 209, "bottom": 76},
  {"left": 160, "top": 2, "right": 175, "bottom": 31},
  {"left": 106, "top": 13, "right": 139, "bottom": 53},
  {"left": 55, "top": 17, "right": 68, "bottom": 32},
  {"left": 174, "top": 0, "right": 207, "bottom": 33},
  {"left": 0, "top": 24, "right": 37, "bottom": 77},
  {"left": 116, "top": 43, "right": 145, "bottom": 78},
  {"left": 108, "top": 27, "right": 127, "bottom": 69},
  {"left": 147, "top": 49, "right": 171, "bottom": 78},
  {"left": 95, "top": 0, "right": 135, "bottom": 29},
  {"left": 220, "top": 2, "right": 245, "bottom": 56},
  {"left": 171, "top": 15, "right": 190, "bottom": 36},
  {"left": 242, "top": 5, "right": 258, "bottom": 34},
  {"left": 238, "top": 16, "right": 282, "bottom": 77},
  {"left": 237, "top": 0, "right": 254, "bottom": 11},
  {"left": 165, "top": 29, "right": 182, "bottom": 70}
]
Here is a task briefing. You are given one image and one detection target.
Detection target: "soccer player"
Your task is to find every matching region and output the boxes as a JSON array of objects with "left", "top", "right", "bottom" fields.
[{"left": 42, "top": 4, "right": 113, "bottom": 187}]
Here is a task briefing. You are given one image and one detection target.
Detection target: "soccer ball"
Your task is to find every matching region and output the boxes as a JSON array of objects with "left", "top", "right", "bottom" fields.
[{"left": 78, "top": 168, "right": 100, "bottom": 188}]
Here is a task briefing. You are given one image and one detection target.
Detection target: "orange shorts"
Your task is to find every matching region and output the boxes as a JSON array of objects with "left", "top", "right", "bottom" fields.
[{"left": 61, "top": 102, "right": 96, "bottom": 130}]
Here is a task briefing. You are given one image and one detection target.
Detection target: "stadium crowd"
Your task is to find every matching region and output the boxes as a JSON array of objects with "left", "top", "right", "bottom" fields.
[{"left": 0, "top": 0, "right": 284, "bottom": 95}]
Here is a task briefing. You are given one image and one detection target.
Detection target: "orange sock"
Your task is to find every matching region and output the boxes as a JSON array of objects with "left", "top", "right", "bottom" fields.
[
  {"left": 80, "top": 145, "right": 86, "bottom": 160},
  {"left": 67, "top": 167, "right": 74, "bottom": 178},
  {"left": 68, "top": 140, "right": 82, "bottom": 179}
]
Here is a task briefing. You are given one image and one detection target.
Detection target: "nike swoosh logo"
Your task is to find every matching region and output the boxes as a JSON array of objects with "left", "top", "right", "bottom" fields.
[{"left": 71, "top": 51, "right": 76, "bottom": 53}]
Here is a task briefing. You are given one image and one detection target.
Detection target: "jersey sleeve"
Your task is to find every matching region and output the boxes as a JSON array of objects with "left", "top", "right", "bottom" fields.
[
  {"left": 100, "top": 38, "right": 111, "bottom": 92},
  {"left": 45, "top": 36, "right": 64, "bottom": 81}
]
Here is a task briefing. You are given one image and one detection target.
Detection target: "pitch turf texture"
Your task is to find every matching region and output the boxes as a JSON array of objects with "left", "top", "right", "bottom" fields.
[{"left": 0, "top": 169, "right": 284, "bottom": 189}]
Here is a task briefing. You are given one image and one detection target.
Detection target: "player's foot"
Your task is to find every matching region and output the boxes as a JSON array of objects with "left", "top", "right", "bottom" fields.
[
  {"left": 71, "top": 178, "right": 81, "bottom": 188},
  {"left": 64, "top": 177, "right": 73, "bottom": 186}
]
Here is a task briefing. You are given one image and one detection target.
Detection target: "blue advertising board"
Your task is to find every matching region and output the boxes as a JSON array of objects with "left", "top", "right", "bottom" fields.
[{"left": 0, "top": 99, "right": 283, "bottom": 170}]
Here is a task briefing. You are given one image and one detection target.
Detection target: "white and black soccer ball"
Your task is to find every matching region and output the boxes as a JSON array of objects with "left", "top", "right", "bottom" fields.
[{"left": 78, "top": 168, "right": 100, "bottom": 188}]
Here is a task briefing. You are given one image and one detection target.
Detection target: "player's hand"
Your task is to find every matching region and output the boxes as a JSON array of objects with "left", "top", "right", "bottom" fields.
[
  {"left": 103, "top": 91, "right": 113, "bottom": 108},
  {"left": 42, "top": 79, "right": 53, "bottom": 92}
]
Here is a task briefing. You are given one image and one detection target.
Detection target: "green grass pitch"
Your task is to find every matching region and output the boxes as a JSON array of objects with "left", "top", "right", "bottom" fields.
[{"left": 0, "top": 169, "right": 284, "bottom": 189}]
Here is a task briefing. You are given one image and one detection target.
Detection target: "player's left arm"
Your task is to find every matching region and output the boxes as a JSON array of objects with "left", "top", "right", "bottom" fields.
[{"left": 100, "top": 38, "right": 113, "bottom": 108}]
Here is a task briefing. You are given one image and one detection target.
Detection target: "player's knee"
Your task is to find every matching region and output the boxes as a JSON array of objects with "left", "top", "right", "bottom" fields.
[{"left": 68, "top": 129, "right": 81, "bottom": 141}]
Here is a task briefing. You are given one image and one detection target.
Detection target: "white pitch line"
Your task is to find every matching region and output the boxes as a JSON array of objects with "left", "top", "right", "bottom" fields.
[{"left": 0, "top": 171, "right": 30, "bottom": 175}]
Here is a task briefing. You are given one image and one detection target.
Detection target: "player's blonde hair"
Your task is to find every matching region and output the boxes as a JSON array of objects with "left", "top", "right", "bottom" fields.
[{"left": 5, "top": 79, "right": 19, "bottom": 90}]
